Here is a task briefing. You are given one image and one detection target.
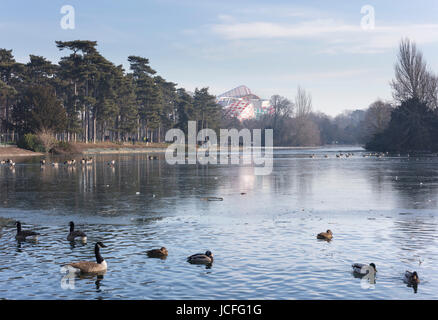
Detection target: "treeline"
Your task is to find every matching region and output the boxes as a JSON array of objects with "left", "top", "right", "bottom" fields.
[
  {"left": 230, "top": 38, "right": 438, "bottom": 152},
  {"left": 366, "top": 39, "right": 438, "bottom": 152},
  {"left": 0, "top": 40, "right": 221, "bottom": 147},
  {"left": 224, "top": 87, "right": 392, "bottom": 147},
  {"left": 2, "top": 38, "right": 437, "bottom": 152}
]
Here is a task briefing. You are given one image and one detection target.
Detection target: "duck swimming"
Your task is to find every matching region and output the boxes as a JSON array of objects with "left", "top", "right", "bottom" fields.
[
  {"left": 317, "top": 230, "right": 333, "bottom": 240},
  {"left": 15, "top": 221, "right": 39, "bottom": 241},
  {"left": 147, "top": 247, "right": 168, "bottom": 259},
  {"left": 67, "top": 242, "right": 107, "bottom": 274},
  {"left": 187, "top": 251, "right": 214, "bottom": 265},
  {"left": 352, "top": 263, "right": 377, "bottom": 275},
  {"left": 404, "top": 271, "right": 420, "bottom": 285},
  {"left": 67, "top": 221, "right": 87, "bottom": 242}
]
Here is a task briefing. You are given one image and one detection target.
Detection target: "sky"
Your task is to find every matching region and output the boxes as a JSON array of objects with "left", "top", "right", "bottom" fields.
[{"left": 1, "top": 0, "right": 438, "bottom": 116}]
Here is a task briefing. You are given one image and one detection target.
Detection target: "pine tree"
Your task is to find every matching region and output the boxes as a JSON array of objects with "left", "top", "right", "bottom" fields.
[
  {"left": 175, "top": 88, "right": 193, "bottom": 133},
  {"left": 13, "top": 85, "right": 66, "bottom": 134},
  {"left": 128, "top": 56, "right": 163, "bottom": 142},
  {"left": 0, "top": 49, "right": 24, "bottom": 134}
]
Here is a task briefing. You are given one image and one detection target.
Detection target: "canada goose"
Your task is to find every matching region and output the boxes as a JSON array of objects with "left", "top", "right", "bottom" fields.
[
  {"left": 67, "top": 221, "right": 87, "bottom": 242},
  {"left": 404, "top": 271, "right": 420, "bottom": 285},
  {"left": 147, "top": 247, "right": 168, "bottom": 259},
  {"left": 15, "top": 221, "right": 39, "bottom": 241},
  {"left": 352, "top": 263, "right": 377, "bottom": 275},
  {"left": 80, "top": 158, "right": 86, "bottom": 165},
  {"left": 67, "top": 242, "right": 107, "bottom": 274},
  {"left": 9, "top": 161, "right": 15, "bottom": 167},
  {"left": 40, "top": 159, "right": 46, "bottom": 165},
  {"left": 317, "top": 229, "right": 333, "bottom": 240},
  {"left": 108, "top": 160, "right": 115, "bottom": 166},
  {"left": 187, "top": 251, "right": 214, "bottom": 265}
]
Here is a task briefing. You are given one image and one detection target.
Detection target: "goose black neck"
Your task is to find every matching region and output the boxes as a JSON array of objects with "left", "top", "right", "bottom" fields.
[
  {"left": 95, "top": 244, "right": 104, "bottom": 264},
  {"left": 69, "top": 223, "right": 74, "bottom": 232},
  {"left": 16, "top": 223, "right": 21, "bottom": 233}
]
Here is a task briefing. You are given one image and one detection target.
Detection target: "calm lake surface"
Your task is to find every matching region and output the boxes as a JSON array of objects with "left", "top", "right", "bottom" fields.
[{"left": 0, "top": 147, "right": 437, "bottom": 300}]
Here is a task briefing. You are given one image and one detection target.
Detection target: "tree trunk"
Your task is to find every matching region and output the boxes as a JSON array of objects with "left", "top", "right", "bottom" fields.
[{"left": 93, "top": 114, "right": 96, "bottom": 144}]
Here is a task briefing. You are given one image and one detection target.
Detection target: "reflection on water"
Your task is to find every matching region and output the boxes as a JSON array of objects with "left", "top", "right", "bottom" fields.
[{"left": 0, "top": 147, "right": 437, "bottom": 299}]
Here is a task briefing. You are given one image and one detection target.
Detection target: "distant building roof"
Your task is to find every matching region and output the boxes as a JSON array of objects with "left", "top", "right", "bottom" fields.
[
  {"left": 218, "top": 85, "right": 253, "bottom": 99},
  {"left": 217, "top": 85, "right": 273, "bottom": 121}
]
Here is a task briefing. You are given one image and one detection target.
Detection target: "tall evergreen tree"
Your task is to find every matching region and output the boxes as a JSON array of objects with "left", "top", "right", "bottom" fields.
[
  {"left": 56, "top": 40, "right": 98, "bottom": 142},
  {"left": 175, "top": 88, "right": 194, "bottom": 133},
  {"left": 0, "top": 49, "right": 24, "bottom": 134},
  {"left": 128, "top": 56, "right": 163, "bottom": 142},
  {"left": 366, "top": 98, "right": 438, "bottom": 152},
  {"left": 115, "top": 71, "right": 138, "bottom": 140},
  {"left": 13, "top": 85, "right": 66, "bottom": 134},
  {"left": 193, "top": 87, "right": 222, "bottom": 132}
]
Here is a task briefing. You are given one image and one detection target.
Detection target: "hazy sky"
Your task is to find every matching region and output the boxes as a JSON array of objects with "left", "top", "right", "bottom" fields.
[{"left": 1, "top": 0, "right": 438, "bottom": 116}]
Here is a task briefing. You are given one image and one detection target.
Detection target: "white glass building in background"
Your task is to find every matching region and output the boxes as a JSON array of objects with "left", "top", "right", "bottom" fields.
[{"left": 217, "top": 85, "right": 273, "bottom": 121}]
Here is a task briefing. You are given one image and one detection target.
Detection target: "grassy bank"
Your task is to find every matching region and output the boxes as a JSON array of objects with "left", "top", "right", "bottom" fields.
[{"left": 0, "top": 146, "right": 44, "bottom": 157}]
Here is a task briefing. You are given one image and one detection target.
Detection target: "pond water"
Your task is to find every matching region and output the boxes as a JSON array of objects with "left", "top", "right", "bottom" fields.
[{"left": 0, "top": 147, "right": 437, "bottom": 299}]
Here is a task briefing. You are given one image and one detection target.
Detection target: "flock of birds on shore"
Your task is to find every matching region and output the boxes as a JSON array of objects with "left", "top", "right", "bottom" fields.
[{"left": 10, "top": 220, "right": 421, "bottom": 289}]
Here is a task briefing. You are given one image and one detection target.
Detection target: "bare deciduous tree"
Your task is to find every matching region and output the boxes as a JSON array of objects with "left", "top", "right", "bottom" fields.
[
  {"left": 295, "top": 86, "right": 313, "bottom": 119},
  {"left": 391, "top": 38, "right": 438, "bottom": 109},
  {"left": 363, "top": 100, "right": 393, "bottom": 140},
  {"left": 270, "top": 95, "right": 294, "bottom": 119},
  {"left": 292, "top": 87, "right": 320, "bottom": 146}
]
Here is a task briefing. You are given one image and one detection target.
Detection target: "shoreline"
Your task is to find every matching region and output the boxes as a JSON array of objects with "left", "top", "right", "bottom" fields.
[
  {"left": 0, "top": 146, "right": 44, "bottom": 157},
  {"left": 82, "top": 147, "right": 168, "bottom": 155},
  {"left": 0, "top": 144, "right": 365, "bottom": 158}
]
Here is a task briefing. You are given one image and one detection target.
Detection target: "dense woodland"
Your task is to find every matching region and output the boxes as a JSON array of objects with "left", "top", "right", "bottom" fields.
[
  {"left": 1, "top": 39, "right": 438, "bottom": 152},
  {"left": 0, "top": 40, "right": 221, "bottom": 148}
]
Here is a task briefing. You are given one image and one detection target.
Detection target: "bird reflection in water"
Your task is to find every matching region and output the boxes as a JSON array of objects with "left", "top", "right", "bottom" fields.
[{"left": 76, "top": 272, "right": 105, "bottom": 292}]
